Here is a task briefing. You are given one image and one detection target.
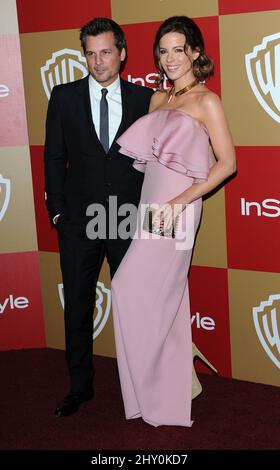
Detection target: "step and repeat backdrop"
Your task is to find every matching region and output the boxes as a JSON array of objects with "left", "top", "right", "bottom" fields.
[{"left": 1, "top": 0, "right": 279, "bottom": 387}]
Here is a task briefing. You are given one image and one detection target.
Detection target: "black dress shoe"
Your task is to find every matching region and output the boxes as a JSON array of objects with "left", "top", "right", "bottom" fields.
[{"left": 54, "top": 390, "right": 93, "bottom": 417}]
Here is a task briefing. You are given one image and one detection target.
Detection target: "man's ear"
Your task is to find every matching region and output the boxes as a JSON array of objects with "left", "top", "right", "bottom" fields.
[{"left": 120, "top": 48, "right": 126, "bottom": 62}]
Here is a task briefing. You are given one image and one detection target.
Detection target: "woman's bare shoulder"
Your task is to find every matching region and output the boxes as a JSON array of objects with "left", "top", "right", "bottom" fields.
[
  {"left": 198, "top": 88, "right": 222, "bottom": 109},
  {"left": 198, "top": 89, "right": 228, "bottom": 128}
]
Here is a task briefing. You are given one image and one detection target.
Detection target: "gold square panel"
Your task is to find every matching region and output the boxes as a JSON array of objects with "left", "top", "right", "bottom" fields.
[
  {"left": 228, "top": 268, "right": 280, "bottom": 386},
  {"left": 220, "top": 10, "right": 280, "bottom": 145},
  {"left": 0, "top": 146, "right": 37, "bottom": 253},
  {"left": 112, "top": 0, "right": 218, "bottom": 24},
  {"left": 19, "top": 29, "right": 86, "bottom": 145}
]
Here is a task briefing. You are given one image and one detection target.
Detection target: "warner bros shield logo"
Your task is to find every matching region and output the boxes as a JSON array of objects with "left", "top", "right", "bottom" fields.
[
  {"left": 253, "top": 294, "right": 280, "bottom": 369},
  {"left": 58, "top": 281, "right": 111, "bottom": 339},
  {"left": 41, "top": 48, "right": 88, "bottom": 99},
  {"left": 0, "top": 174, "right": 11, "bottom": 221},
  {"left": 245, "top": 32, "right": 280, "bottom": 123}
]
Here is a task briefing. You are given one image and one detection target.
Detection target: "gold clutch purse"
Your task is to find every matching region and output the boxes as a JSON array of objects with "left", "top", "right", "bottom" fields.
[{"left": 142, "top": 206, "right": 179, "bottom": 238}]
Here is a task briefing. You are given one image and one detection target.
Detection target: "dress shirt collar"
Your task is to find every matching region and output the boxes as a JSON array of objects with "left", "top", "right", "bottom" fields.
[{"left": 89, "top": 74, "right": 121, "bottom": 97}]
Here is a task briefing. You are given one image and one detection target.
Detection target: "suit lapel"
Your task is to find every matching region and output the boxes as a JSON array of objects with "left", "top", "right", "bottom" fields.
[
  {"left": 116, "top": 79, "right": 134, "bottom": 139},
  {"left": 77, "top": 75, "right": 105, "bottom": 153},
  {"left": 109, "top": 79, "right": 134, "bottom": 155}
]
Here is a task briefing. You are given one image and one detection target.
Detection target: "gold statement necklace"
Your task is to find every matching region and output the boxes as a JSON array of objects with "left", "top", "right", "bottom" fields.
[{"left": 167, "top": 78, "right": 199, "bottom": 103}]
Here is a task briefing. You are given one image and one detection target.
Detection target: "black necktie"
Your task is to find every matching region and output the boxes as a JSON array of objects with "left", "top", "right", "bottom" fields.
[{"left": 100, "top": 88, "right": 109, "bottom": 153}]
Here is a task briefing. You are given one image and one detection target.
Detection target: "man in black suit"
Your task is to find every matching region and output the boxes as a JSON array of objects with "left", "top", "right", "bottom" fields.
[{"left": 44, "top": 17, "right": 153, "bottom": 417}]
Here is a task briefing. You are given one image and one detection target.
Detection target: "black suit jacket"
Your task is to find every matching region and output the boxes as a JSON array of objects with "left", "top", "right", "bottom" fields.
[{"left": 44, "top": 75, "right": 153, "bottom": 223}]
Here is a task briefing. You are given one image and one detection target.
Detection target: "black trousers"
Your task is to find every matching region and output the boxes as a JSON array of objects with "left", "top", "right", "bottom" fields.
[{"left": 57, "top": 216, "right": 131, "bottom": 394}]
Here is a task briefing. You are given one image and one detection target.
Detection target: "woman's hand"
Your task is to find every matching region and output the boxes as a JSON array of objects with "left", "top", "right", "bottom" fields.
[{"left": 151, "top": 200, "right": 186, "bottom": 234}]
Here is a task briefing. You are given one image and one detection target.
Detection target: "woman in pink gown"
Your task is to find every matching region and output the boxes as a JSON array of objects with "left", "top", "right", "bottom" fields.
[{"left": 111, "top": 16, "right": 236, "bottom": 427}]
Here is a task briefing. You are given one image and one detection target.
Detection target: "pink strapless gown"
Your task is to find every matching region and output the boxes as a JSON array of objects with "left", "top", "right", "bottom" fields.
[{"left": 111, "top": 108, "right": 211, "bottom": 427}]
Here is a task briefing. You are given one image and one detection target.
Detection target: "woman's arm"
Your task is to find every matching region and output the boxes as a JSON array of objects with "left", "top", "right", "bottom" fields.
[
  {"left": 153, "top": 92, "right": 236, "bottom": 229},
  {"left": 177, "top": 92, "right": 236, "bottom": 204}
]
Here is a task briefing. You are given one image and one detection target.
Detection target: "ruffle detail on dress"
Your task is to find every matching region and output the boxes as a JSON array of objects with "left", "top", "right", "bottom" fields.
[
  {"left": 117, "top": 108, "right": 212, "bottom": 180},
  {"left": 152, "top": 137, "right": 210, "bottom": 181}
]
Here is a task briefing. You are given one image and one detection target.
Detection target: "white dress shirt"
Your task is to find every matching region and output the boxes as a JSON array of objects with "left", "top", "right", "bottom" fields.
[{"left": 89, "top": 74, "right": 122, "bottom": 148}]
